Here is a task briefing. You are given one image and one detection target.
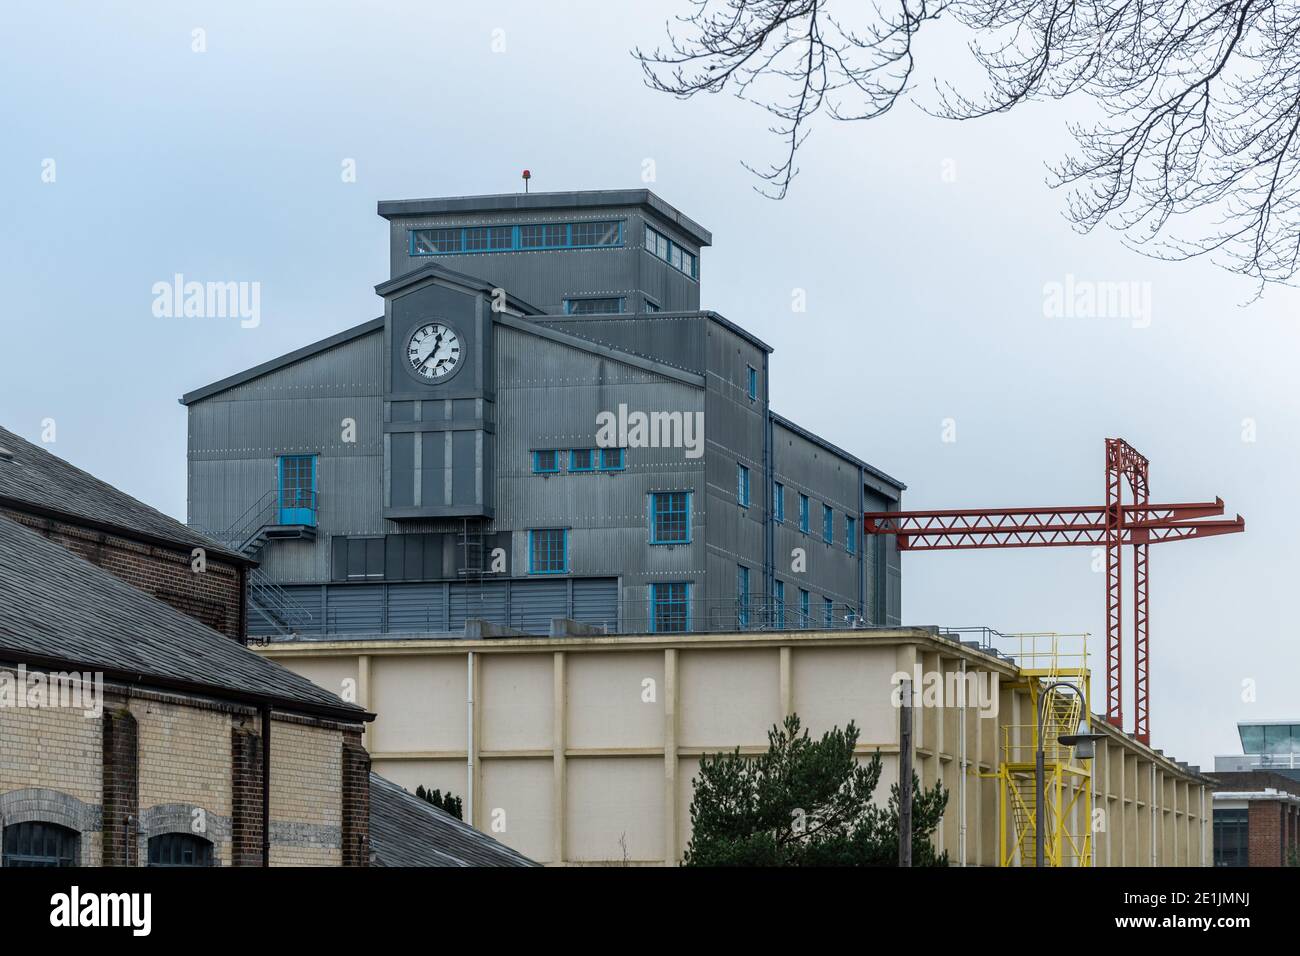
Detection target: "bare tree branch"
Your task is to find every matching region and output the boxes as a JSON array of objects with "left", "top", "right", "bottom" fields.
[{"left": 634, "top": 0, "right": 1300, "bottom": 286}]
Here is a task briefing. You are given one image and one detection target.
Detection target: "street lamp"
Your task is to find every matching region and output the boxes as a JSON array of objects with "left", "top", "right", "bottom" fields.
[{"left": 1035, "top": 681, "right": 1106, "bottom": 868}]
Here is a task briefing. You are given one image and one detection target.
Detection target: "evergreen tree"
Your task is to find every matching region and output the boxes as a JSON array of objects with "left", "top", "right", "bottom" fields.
[{"left": 682, "top": 713, "right": 947, "bottom": 866}]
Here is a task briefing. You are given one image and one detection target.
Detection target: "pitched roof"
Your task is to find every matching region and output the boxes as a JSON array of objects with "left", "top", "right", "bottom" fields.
[
  {"left": 0, "top": 425, "right": 247, "bottom": 564},
  {"left": 368, "top": 773, "right": 537, "bottom": 867},
  {"left": 0, "top": 515, "right": 367, "bottom": 722}
]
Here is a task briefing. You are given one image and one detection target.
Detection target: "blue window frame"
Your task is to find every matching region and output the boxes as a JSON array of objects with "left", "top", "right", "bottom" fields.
[
  {"left": 737, "top": 464, "right": 751, "bottom": 507},
  {"left": 645, "top": 225, "right": 699, "bottom": 280},
  {"left": 532, "top": 450, "right": 560, "bottom": 474},
  {"left": 599, "top": 447, "right": 625, "bottom": 471},
  {"left": 412, "top": 220, "right": 623, "bottom": 257},
  {"left": 651, "top": 582, "right": 690, "bottom": 633},
  {"left": 564, "top": 296, "right": 625, "bottom": 315},
  {"left": 737, "top": 565, "right": 751, "bottom": 628},
  {"left": 570, "top": 449, "right": 597, "bottom": 472},
  {"left": 773, "top": 580, "right": 786, "bottom": 630},
  {"left": 846, "top": 516, "right": 857, "bottom": 554},
  {"left": 747, "top": 366, "right": 757, "bottom": 401},
  {"left": 799, "top": 494, "right": 810, "bottom": 533},
  {"left": 277, "top": 455, "right": 317, "bottom": 526},
  {"left": 773, "top": 482, "right": 785, "bottom": 523},
  {"left": 799, "top": 588, "right": 810, "bottom": 626},
  {"left": 528, "top": 529, "right": 567, "bottom": 574},
  {"left": 823, "top": 597, "right": 835, "bottom": 627},
  {"left": 650, "top": 491, "right": 691, "bottom": 544},
  {"left": 822, "top": 504, "right": 834, "bottom": 544}
]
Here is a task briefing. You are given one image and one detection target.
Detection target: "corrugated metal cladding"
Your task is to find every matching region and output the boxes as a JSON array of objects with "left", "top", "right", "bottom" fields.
[
  {"left": 248, "top": 578, "right": 619, "bottom": 637},
  {"left": 188, "top": 189, "right": 904, "bottom": 638},
  {"left": 386, "top": 206, "right": 700, "bottom": 315}
]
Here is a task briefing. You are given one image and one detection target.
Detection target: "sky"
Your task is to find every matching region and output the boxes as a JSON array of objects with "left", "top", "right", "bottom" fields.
[{"left": 0, "top": 1, "right": 1293, "bottom": 767}]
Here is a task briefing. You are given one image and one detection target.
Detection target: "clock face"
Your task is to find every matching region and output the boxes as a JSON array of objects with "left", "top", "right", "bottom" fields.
[{"left": 405, "top": 322, "right": 462, "bottom": 382}]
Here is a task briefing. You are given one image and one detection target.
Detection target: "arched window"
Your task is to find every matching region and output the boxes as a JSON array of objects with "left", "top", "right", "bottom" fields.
[
  {"left": 2, "top": 821, "right": 79, "bottom": 867},
  {"left": 147, "top": 832, "right": 214, "bottom": 867}
]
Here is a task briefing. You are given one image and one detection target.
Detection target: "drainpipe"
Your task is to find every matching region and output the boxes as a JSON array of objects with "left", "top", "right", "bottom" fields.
[
  {"left": 857, "top": 466, "right": 866, "bottom": 620},
  {"left": 466, "top": 651, "right": 475, "bottom": 828},
  {"left": 260, "top": 704, "right": 271, "bottom": 867},
  {"left": 959, "top": 658, "right": 967, "bottom": 867},
  {"left": 762, "top": 352, "right": 774, "bottom": 603}
]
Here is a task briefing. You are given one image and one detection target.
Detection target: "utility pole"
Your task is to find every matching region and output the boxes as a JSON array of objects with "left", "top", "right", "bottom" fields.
[{"left": 899, "top": 677, "right": 913, "bottom": 867}]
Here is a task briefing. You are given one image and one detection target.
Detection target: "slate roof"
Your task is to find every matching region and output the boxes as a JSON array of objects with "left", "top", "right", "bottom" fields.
[
  {"left": 0, "top": 425, "right": 247, "bottom": 564},
  {"left": 369, "top": 773, "right": 537, "bottom": 867},
  {"left": 0, "top": 515, "right": 367, "bottom": 722}
]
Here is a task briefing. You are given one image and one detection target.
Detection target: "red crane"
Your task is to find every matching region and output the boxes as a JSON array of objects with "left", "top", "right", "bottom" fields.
[{"left": 863, "top": 438, "right": 1244, "bottom": 744}]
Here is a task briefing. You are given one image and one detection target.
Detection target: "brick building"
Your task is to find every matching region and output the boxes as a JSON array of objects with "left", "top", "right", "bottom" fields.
[
  {"left": 0, "top": 514, "right": 374, "bottom": 865},
  {"left": 0, "top": 425, "right": 250, "bottom": 642},
  {"left": 1210, "top": 770, "right": 1300, "bottom": 867}
]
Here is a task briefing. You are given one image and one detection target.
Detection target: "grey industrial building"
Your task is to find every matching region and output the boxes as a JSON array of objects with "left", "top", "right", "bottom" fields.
[{"left": 181, "top": 189, "right": 903, "bottom": 639}]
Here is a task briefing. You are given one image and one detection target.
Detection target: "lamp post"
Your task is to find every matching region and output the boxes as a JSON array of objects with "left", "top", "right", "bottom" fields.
[{"left": 1035, "top": 681, "right": 1105, "bottom": 868}]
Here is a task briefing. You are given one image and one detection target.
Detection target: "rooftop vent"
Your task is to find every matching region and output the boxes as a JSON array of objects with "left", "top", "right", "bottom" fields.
[{"left": 0, "top": 447, "right": 13, "bottom": 462}]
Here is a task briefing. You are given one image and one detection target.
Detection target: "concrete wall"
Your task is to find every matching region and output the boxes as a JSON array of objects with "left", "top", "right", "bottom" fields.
[{"left": 260, "top": 628, "right": 1212, "bottom": 866}]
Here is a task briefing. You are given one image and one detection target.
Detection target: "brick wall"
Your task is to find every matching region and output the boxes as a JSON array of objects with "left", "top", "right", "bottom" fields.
[
  {"left": 1248, "top": 801, "right": 1283, "bottom": 866},
  {"left": 0, "top": 507, "right": 245, "bottom": 641},
  {"left": 101, "top": 708, "right": 138, "bottom": 866},
  {"left": 341, "top": 728, "right": 371, "bottom": 867},
  {"left": 1, "top": 668, "right": 369, "bottom": 868}
]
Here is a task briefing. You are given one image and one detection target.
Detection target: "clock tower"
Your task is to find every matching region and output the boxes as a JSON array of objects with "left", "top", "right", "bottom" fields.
[{"left": 377, "top": 264, "right": 516, "bottom": 520}]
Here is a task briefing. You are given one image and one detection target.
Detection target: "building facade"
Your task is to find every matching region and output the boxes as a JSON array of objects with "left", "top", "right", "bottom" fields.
[
  {"left": 0, "top": 514, "right": 373, "bottom": 867},
  {"left": 181, "top": 189, "right": 904, "bottom": 640},
  {"left": 259, "top": 627, "right": 1214, "bottom": 866}
]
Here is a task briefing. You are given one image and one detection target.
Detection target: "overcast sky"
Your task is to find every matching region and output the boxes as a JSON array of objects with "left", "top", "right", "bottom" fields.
[{"left": 1, "top": 1, "right": 1293, "bottom": 767}]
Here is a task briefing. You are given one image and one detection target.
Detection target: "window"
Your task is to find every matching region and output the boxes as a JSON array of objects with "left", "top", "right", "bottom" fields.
[
  {"left": 823, "top": 596, "right": 835, "bottom": 627},
  {"left": 645, "top": 226, "right": 698, "bottom": 279},
  {"left": 747, "top": 366, "right": 757, "bottom": 401},
  {"left": 737, "top": 565, "right": 751, "bottom": 628},
  {"left": 651, "top": 491, "right": 691, "bottom": 544},
  {"left": 533, "top": 450, "right": 560, "bottom": 474},
  {"left": 335, "top": 537, "right": 385, "bottom": 580},
  {"left": 799, "top": 588, "right": 810, "bottom": 626},
  {"left": 599, "top": 447, "right": 625, "bottom": 471},
  {"left": 2, "top": 821, "right": 78, "bottom": 867},
  {"left": 645, "top": 298, "right": 661, "bottom": 313},
  {"left": 570, "top": 449, "right": 597, "bottom": 472},
  {"left": 773, "top": 482, "right": 785, "bottom": 523},
  {"left": 278, "top": 454, "right": 317, "bottom": 525},
  {"left": 799, "top": 494, "right": 810, "bottom": 533},
  {"left": 411, "top": 220, "right": 625, "bottom": 256},
  {"left": 564, "top": 296, "right": 625, "bottom": 315},
  {"left": 822, "top": 504, "right": 834, "bottom": 544},
  {"left": 774, "top": 580, "right": 786, "bottom": 629},
  {"left": 520, "top": 222, "right": 568, "bottom": 249},
  {"left": 148, "top": 833, "right": 214, "bottom": 867},
  {"left": 570, "top": 221, "right": 621, "bottom": 247},
  {"left": 464, "top": 225, "right": 512, "bottom": 251},
  {"left": 846, "top": 516, "right": 857, "bottom": 554},
  {"left": 737, "top": 464, "right": 751, "bottom": 507},
  {"left": 1213, "top": 810, "right": 1249, "bottom": 867},
  {"left": 528, "top": 529, "right": 567, "bottom": 574},
  {"left": 651, "top": 582, "right": 690, "bottom": 633},
  {"left": 412, "top": 228, "right": 461, "bottom": 254}
]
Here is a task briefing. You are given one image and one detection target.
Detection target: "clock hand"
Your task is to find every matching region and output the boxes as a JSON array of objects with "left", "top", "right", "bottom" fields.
[{"left": 419, "top": 333, "right": 445, "bottom": 369}]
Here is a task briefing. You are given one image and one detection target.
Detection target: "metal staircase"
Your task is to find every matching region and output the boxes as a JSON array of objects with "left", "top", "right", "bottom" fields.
[{"left": 193, "top": 489, "right": 317, "bottom": 638}]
